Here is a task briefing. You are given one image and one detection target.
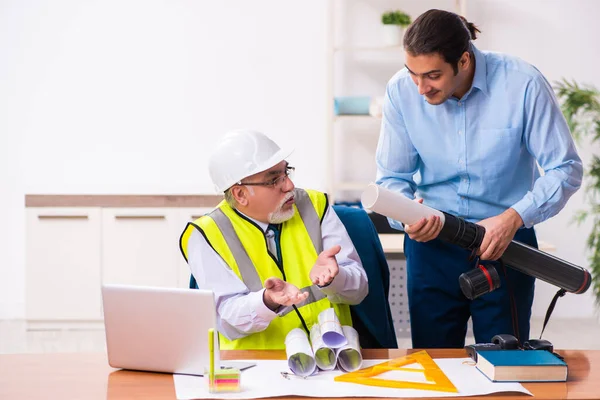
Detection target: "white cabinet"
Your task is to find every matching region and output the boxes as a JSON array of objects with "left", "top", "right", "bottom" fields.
[
  {"left": 100, "top": 207, "right": 212, "bottom": 289},
  {"left": 26, "top": 208, "right": 103, "bottom": 321},
  {"left": 101, "top": 208, "right": 180, "bottom": 288},
  {"left": 25, "top": 203, "right": 411, "bottom": 323},
  {"left": 25, "top": 205, "right": 214, "bottom": 322}
]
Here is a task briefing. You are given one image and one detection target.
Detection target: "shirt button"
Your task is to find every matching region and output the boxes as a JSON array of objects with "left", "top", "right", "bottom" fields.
[
  {"left": 457, "top": 102, "right": 462, "bottom": 106},
  {"left": 458, "top": 130, "right": 462, "bottom": 135}
]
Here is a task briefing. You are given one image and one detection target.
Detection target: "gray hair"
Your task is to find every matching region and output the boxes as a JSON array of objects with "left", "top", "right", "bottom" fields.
[{"left": 224, "top": 188, "right": 237, "bottom": 209}]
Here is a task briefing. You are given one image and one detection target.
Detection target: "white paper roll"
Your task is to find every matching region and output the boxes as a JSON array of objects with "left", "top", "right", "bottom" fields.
[
  {"left": 361, "top": 183, "right": 445, "bottom": 225},
  {"left": 310, "top": 324, "right": 336, "bottom": 371},
  {"left": 335, "top": 326, "right": 363, "bottom": 372},
  {"left": 318, "top": 308, "right": 347, "bottom": 349},
  {"left": 284, "top": 328, "right": 317, "bottom": 377}
]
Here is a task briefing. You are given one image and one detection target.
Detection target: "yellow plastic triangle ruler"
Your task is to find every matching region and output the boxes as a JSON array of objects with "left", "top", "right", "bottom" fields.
[{"left": 334, "top": 350, "right": 458, "bottom": 393}]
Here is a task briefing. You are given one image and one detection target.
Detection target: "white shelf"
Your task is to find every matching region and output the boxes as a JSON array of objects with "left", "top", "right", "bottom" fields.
[
  {"left": 334, "top": 46, "right": 403, "bottom": 52},
  {"left": 379, "top": 233, "right": 404, "bottom": 254},
  {"left": 335, "top": 182, "right": 369, "bottom": 191},
  {"left": 334, "top": 115, "right": 381, "bottom": 122},
  {"left": 326, "top": 1, "right": 468, "bottom": 203}
]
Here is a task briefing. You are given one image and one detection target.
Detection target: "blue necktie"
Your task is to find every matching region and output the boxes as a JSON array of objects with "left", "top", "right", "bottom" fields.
[{"left": 267, "top": 223, "right": 283, "bottom": 268}]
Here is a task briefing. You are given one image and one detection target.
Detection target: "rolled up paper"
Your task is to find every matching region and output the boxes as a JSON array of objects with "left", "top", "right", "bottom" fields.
[
  {"left": 336, "top": 326, "right": 363, "bottom": 372},
  {"left": 310, "top": 323, "right": 336, "bottom": 371},
  {"left": 285, "top": 328, "right": 317, "bottom": 377},
  {"left": 361, "top": 183, "right": 445, "bottom": 226},
  {"left": 318, "top": 308, "right": 347, "bottom": 349}
]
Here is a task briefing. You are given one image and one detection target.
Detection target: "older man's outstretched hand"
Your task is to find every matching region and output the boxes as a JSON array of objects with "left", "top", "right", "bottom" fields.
[
  {"left": 309, "top": 245, "right": 341, "bottom": 287},
  {"left": 263, "top": 277, "right": 309, "bottom": 311}
]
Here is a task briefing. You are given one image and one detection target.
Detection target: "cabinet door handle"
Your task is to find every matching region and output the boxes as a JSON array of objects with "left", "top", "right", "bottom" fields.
[
  {"left": 37, "top": 215, "right": 88, "bottom": 220},
  {"left": 114, "top": 215, "right": 166, "bottom": 220}
]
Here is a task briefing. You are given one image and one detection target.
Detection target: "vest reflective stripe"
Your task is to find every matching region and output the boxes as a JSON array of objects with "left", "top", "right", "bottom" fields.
[
  {"left": 209, "top": 189, "right": 323, "bottom": 296},
  {"left": 179, "top": 188, "right": 352, "bottom": 350},
  {"left": 209, "top": 208, "right": 262, "bottom": 292},
  {"left": 294, "top": 188, "right": 323, "bottom": 254},
  {"left": 278, "top": 284, "right": 327, "bottom": 317}
]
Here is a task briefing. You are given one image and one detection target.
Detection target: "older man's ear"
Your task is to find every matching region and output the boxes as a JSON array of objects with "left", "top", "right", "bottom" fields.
[{"left": 231, "top": 186, "right": 249, "bottom": 206}]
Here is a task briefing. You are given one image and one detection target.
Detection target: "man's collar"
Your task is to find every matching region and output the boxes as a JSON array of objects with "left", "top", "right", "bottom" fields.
[
  {"left": 471, "top": 44, "right": 489, "bottom": 96},
  {"left": 237, "top": 209, "right": 269, "bottom": 232}
]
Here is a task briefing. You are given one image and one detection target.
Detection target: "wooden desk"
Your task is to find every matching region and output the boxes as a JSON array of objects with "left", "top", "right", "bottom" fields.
[{"left": 0, "top": 349, "right": 597, "bottom": 399}]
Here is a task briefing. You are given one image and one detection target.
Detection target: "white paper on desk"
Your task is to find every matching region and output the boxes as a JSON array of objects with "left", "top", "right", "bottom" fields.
[
  {"left": 318, "top": 308, "right": 346, "bottom": 348},
  {"left": 310, "top": 323, "right": 336, "bottom": 371},
  {"left": 173, "top": 358, "right": 532, "bottom": 399},
  {"left": 335, "top": 326, "right": 362, "bottom": 372},
  {"left": 284, "top": 328, "right": 316, "bottom": 377}
]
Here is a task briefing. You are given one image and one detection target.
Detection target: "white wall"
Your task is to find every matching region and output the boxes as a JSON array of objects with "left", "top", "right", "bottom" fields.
[
  {"left": 0, "top": 0, "right": 330, "bottom": 318},
  {"left": 1, "top": 1, "right": 27, "bottom": 319},
  {"left": 1, "top": 0, "right": 599, "bottom": 320}
]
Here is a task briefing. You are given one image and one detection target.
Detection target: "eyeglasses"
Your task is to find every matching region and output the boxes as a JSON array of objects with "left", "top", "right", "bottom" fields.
[{"left": 239, "top": 166, "right": 295, "bottom": 189}]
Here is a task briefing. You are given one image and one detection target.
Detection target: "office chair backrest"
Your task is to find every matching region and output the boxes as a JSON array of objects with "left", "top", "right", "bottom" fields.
[{"left": 331, "top": 205, "right": 398, "bottom": 349}]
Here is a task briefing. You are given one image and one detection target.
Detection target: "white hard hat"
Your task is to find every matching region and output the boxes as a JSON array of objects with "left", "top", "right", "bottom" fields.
[{"left": 208, "top": 129, "right": 294, "bottom": 193}]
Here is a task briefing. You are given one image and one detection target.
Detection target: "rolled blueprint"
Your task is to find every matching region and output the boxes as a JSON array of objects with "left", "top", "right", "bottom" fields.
[
  {"left": 285, "top": 328, "right": 317, "bottom": 377},
  {"left": 318, "top": 308, "right": 347, "bottom": 349},
  {"left": 310, "top": 324, "right": 336, "bottom": 371},
  {"left": 361, "top": 183, "right": 445, "bottom": 226},
  {"left": 336, "top": 326, "right": 363, "bottom": 372}
]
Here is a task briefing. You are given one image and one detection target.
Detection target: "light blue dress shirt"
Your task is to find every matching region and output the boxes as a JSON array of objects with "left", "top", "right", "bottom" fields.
[{"left": 376, "top": 44, "right": 583, "bottom": 229}]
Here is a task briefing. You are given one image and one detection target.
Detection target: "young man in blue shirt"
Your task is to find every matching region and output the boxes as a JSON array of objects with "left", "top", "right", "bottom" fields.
[{"left": 376, "top": 9, "right": 582, "bottom": 348}]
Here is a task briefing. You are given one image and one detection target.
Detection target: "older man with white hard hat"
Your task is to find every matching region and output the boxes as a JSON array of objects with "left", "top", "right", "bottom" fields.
[{"left": 179, "top": 130, "right": 368, "bottom": 350}]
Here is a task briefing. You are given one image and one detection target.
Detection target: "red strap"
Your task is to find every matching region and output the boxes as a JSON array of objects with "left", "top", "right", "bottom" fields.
[
  {"left": 478, "top": 264, "right": 494, "bottom": 292},
  {"left": 575, "top": 270, "right": 590, "bottom": 294}
]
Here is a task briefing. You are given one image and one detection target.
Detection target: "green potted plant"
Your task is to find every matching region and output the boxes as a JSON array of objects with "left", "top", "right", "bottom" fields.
[
  {"left": 554, "top": 79, "right": 600, "bottom": 305},
  {"left": 381, "top": 10, "right": 411, "bottom": 47}
]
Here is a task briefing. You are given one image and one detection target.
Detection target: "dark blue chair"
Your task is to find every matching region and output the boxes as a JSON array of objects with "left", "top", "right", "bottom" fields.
[
  {"left": 332, "top": 205, "right": 398, "bottom": 349},
  {"left": 188, "top": 205, "right": 398, "bottom": 349}
]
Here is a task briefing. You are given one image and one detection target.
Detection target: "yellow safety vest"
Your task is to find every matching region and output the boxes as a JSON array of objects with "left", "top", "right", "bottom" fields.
[{"left": 179, "top": 188, "right": 352, "bottom": 350}]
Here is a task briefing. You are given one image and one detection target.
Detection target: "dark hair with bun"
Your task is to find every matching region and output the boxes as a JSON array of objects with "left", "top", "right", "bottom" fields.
[{"left": 403, "top": 9, "right": 481, "bottom": 74}]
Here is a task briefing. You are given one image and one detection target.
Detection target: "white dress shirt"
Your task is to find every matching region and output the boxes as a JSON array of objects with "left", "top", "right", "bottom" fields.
[{"left": 186, "top": 206, "right": 368, "bottom": 341}]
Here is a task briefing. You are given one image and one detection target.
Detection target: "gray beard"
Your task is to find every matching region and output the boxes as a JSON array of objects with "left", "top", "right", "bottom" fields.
[
  {"left": 268, "top": 207, "right": 295, "bottom": 224},
  {"left": 268, "top": 191, "right": 296, "bottom": 224}
]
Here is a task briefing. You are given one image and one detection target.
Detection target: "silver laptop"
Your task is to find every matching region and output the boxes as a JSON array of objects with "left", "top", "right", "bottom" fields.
[{"left": 102, "top": 284, "right": 240, "bottom": 375}]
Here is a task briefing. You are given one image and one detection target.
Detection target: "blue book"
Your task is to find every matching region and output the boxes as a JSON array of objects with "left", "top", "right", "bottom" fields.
[{"left": 476, "top": 350, "right": 567, "bottom": 382}]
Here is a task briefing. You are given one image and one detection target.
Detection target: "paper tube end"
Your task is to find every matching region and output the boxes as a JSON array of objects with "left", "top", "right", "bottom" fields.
[{"left": 361, "top": 183, "right": 379, "bottom": 210}]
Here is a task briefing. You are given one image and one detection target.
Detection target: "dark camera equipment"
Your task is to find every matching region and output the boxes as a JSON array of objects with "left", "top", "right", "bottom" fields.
[
  {"left": 439, "top": 211, "right": 592, "bottom": 341},
  {"left": 362, "top": 184, "right": 591, "bottom": 340},
  {"left": 436, "top": 212, "right": 591, "bottom": 300},
  {"left": 522, "top": 339, "right": 554, "bottom": 352},
  {"left": 361, "top": 184, "right": 591, "bottom": 301},
  {"left": 465, "top": 334, "right": 556, "bottom": 362},
  {"left": 465, "top": 334, "right": 520, "bottom": 362}
]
